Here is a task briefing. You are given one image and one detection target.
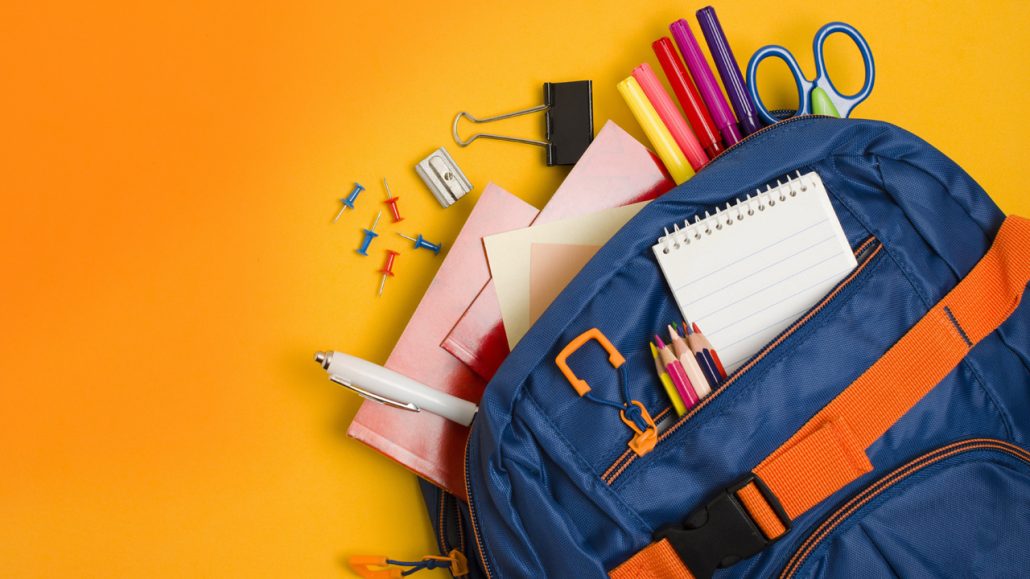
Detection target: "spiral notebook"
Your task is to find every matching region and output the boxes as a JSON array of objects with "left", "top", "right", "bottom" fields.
[{"left": 652, "top": 171, "right": 856, "bottom": 373}]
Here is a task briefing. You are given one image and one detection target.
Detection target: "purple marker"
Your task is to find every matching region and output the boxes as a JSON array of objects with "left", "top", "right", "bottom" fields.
[
  {"left": 670, "top": 18, "right": 742, "bottom": 147},
  {"left": 697, "top": 6, "right": 762, "bottom": 136}
]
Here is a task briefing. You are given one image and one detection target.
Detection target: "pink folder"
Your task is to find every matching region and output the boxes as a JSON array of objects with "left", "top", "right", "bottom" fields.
[
  {"left": 442, "top": 121, "right": 675, "bottom": 381},
  {"left": 347, "top": 183, "right": 538, "bottom": 499}
]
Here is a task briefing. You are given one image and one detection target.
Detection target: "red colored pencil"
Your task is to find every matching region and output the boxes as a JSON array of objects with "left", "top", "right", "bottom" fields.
[{"left": 691, "top": 322, "right": 727, "bottom": 379}]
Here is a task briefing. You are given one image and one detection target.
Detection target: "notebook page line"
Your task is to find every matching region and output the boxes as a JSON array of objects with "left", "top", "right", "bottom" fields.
[
  {"left": 676, "top": 233, "right": 839, "bottom": 302},
  {"left": 715, "top": 307, "right": 809, "bottom": 351},
  {"left": 703, "top": 265, "right": 855, "bottom": 338},
  {"left": 682, "top": 251, "right": 847, "bottom": 318},
  {"left": 672, "top": 217, "right": 829, "bottom": 290}
]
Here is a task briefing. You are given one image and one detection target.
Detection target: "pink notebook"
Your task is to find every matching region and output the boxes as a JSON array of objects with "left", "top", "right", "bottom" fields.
[
  {"left": 442, "top": 121, "right": 675, "bottom": 381},
  {"left": 347, "top": 183, "right": 538, "bottom": 499}
]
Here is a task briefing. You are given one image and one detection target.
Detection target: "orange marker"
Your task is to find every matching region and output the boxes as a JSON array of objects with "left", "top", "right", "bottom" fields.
[
  {"left": 668, "top": 324, "right": 712, "bottom": 399},
  {"left": 654, "top": 336, "right": 699, "bottom": 409}
]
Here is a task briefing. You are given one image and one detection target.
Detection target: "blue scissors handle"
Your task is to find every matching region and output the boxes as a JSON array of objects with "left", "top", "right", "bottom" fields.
[
  {"left": 746, "top": 45, "right": 815, "bottom": 124},
  {"left": 747, "top": 22, "right": 875, "bottom": 124}
]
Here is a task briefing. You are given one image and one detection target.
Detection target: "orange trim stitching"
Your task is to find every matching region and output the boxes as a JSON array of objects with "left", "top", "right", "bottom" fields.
[
  {"left": 780, "top": 439, "right": 1030, "bottom": 578},
  {"left": 604, "top": 241, "right": 882, "bottom": 485}
]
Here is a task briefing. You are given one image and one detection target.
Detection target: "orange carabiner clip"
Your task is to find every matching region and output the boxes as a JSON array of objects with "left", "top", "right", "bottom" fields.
[{"left": 555, "top": 328, "right": 627, "bottom": 396}]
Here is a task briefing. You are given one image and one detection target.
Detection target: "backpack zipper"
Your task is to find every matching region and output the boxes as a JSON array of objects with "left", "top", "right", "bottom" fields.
[
  {"left": 464, "top": 429, "right": 495, "bottom": 579},
  {"left": 463, "top": 115, "right": 841, "bottom": 578},
  {"left": 779, "top": 438, "right": 1030, "bottom": 578}
]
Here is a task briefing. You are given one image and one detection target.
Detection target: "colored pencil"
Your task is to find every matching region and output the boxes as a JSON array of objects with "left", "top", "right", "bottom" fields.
[
  {"left": 655, "top": 336, "right": 699, "bottom": 409},
  {"left": 683, "top": 321, "right": 721, "bottom": 386},
  {"left": 651, "top": 342, "right": 686, "bottom": 416},
  {"left": 691, "top": 321, "right": 728, "bottom": 379},
  {"left": 668, "top": 324, "right": 712, "bottom": 398}
]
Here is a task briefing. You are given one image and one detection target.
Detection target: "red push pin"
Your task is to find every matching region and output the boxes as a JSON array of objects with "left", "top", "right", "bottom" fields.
[
  {"left": 377, "top": 249, "right": 400, "bottom": 296},
  {"left": 382, "top": 178, "right": 404, "bottom": 223}
]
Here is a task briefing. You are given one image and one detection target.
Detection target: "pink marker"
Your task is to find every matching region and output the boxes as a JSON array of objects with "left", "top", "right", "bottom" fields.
[
  {"left": 655, "top": 336, "right": 699, "bottom": 409},
  {"left": 632, "top": 63, "right": 708, "bottom": 171}
]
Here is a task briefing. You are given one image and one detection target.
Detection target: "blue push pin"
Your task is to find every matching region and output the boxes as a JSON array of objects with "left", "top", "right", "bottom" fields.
[
  {"left": 333, "top": 182, "right": 365, "bottom": 223},
  {"left": 397, "top": 232, "right": 442, "bottom": 255},
  {"left": 356, "top": 211, "right": 382, "bottom": 256}
]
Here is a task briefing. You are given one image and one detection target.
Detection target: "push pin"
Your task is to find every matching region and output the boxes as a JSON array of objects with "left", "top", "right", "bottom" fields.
[
  {"left": 382, "top": 179, "right": 404, "bottom": 223},
  {"left": 356, "top": 211, "right": 382, "bottom": 256},
  {"left": 397, "top": 232, "right": 442, "bottom": 255},
  {"left": 377, "top": 250, "right": 400, "bottom": 296},
  {"left": 333, "top": 183, "right": 365, "bottom": 223}
]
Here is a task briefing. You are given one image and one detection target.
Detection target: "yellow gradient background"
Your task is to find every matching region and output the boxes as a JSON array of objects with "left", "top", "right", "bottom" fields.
[{"left": 2, "top": 1, "right": 1028, "bottom": 577}]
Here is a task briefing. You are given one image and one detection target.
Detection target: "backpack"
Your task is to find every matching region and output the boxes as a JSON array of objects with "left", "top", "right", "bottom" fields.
[{"left": 375, "top": 116, "right": 1030, "bottom": 578}]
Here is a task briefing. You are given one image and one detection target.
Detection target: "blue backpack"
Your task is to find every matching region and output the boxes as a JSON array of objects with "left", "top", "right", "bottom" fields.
[{"left": 394, "top": 117, "right": 1030, "bottom": 579}]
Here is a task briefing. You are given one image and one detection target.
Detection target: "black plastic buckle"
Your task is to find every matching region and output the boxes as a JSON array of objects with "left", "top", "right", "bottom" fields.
[{"left": 653, "top": 474, "right": 791, "bottom": 579}]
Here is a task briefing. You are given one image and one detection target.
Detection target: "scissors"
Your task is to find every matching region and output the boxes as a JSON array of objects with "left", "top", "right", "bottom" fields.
[{"left": 746, "top": 22, "right": 875, "bottom": 125}]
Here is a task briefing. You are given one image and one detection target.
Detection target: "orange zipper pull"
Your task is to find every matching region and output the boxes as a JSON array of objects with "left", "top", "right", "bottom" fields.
[
  {"left": 347, "top": 550, "right": 468, "bottom": 578},
  {"left": 620, "top": 400, "right": 658, "bottom": 456}
]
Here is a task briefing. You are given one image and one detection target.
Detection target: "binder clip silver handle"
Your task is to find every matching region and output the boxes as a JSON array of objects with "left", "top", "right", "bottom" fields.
[
  {"left": 452, "top": 105, "right": 550, "bottom": 148},
  {"left": 449, "top": 81, "right": 594, "bottom": 166}
]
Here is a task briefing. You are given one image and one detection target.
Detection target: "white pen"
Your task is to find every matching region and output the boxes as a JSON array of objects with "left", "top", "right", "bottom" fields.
[{"left": 313, "top": 351, "right": 478, "bottom": 427}]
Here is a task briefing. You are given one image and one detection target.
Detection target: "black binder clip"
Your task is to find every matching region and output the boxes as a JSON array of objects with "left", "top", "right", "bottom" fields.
[{"left": 452, "top": 81, "right": 594, "bottom": 166}]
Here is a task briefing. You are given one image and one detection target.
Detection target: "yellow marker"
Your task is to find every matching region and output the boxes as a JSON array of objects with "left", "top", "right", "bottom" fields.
[
  {"left": 651, "top": 342, "right": 686, "bottom": 416},
  {"left": 617, "top": 76, "right": 694, "bottom": 184}
]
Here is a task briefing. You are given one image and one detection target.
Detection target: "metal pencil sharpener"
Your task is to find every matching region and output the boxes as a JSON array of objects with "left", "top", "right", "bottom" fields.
[{"left": 415, "top": 147, "right": 472, "bottom": 208}]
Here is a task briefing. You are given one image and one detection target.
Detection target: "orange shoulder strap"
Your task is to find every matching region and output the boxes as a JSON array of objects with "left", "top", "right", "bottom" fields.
[{"left": 611, "top": 216, "right": 1030, "bottom": 579}]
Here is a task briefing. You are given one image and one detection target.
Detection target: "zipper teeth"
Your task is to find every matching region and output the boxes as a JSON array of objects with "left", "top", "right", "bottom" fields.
[
  {"left": 705, "top": 115, "right": 833, "bottom": 169},
  {"left": 437, "top": 491, "right": 450, "bottom": 553},
  {"left": 464, "top": 426, "right": 493, "bottom": 579},
  {"left": 780, "top": 439, "right": 1030, "bottom": 579},
  {"left": 603, "top": 239, "right": 882, "bottom": 485}
]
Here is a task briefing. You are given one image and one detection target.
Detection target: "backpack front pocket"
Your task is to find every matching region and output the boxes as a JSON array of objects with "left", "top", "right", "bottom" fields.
[{"left": 778, "top": 438, "right": 1030, "bottom": 578}]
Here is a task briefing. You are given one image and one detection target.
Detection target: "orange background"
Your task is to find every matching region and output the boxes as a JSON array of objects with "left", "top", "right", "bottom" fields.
[{"left": 2, "top": 0, "right": 1028, "bottom": 577}]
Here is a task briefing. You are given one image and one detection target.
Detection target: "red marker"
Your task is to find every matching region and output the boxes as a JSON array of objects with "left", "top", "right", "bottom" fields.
[{"left": 652, "top": 37, "right": 723, "bottom": 159}]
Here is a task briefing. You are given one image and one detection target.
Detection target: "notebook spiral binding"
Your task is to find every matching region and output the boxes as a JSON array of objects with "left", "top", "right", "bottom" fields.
[{"left": 657, "top": 170, "right": 813, "bottom": 255}]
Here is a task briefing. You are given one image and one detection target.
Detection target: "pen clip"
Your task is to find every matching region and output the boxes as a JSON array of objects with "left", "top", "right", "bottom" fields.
[{"left": 329, "top": 374, "right": 420, "bottom": 413}]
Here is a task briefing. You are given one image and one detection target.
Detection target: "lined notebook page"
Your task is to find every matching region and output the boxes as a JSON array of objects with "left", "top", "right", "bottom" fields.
[{"left": 652, "top": 172, "right": 856, "bottom": 373}]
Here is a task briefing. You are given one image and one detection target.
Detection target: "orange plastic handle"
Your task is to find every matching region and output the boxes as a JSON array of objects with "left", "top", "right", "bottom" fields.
[
  {"left": 347, "top": 556, "right": 402, "bottom": 579},
  {"left": 555, "top": 328, "right": 626, "bottom": 396}
]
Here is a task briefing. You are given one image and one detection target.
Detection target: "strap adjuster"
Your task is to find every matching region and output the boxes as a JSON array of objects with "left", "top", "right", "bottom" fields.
[{"left": 652, "top": 474, "right": 790, "bottom": 579}]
